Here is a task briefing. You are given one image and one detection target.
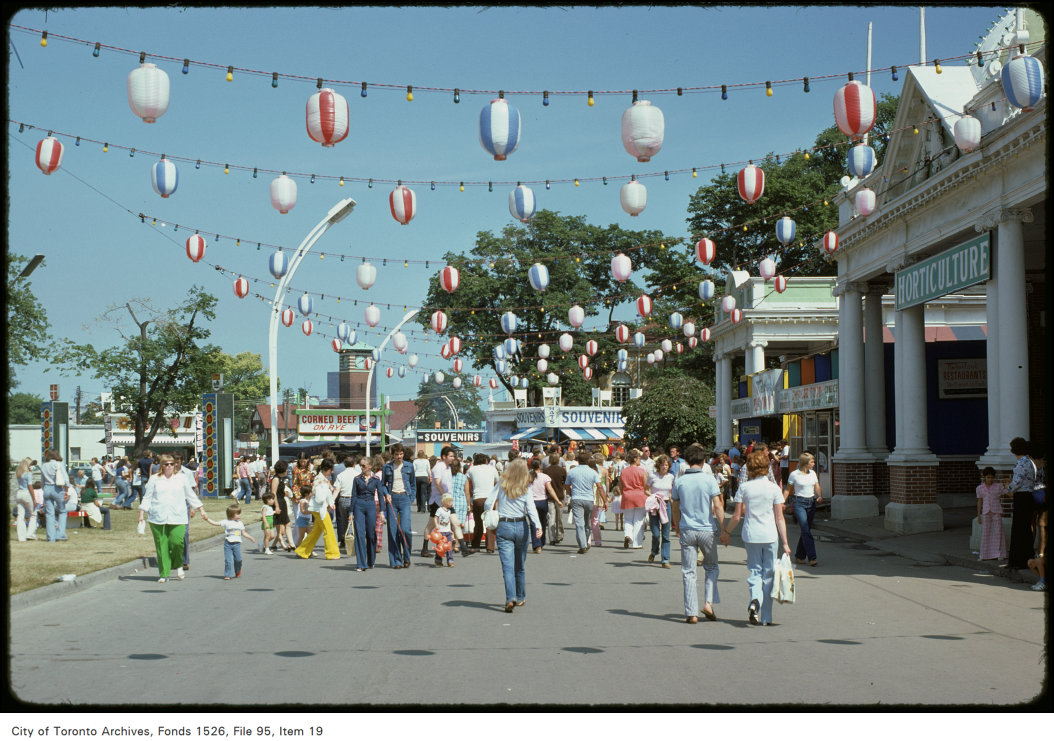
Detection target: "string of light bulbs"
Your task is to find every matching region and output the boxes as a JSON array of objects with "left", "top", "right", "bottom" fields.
[{"left": 14, "top": 21, "right": 1038, "bottom": 103}]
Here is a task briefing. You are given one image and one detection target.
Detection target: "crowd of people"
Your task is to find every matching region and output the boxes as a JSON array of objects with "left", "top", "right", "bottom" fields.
[{"left": 11, "top": 434, "right": 1046, "bottom": 619}]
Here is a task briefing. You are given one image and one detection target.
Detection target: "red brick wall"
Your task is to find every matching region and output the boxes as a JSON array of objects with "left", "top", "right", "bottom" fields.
[
  {"left": 936, "top": 459, "right": 982, "bottom": 496},
  {"left": 833, "top": 461, "right": 874, "bottom": 496},
  {"left": 872, "top": 461, "right": 889, "bottom": 497},
  {"left": 1027, "top": 284, "right": 1047, "bottom": 449},
  {"left": 888, "top": 464, "right": 938, "bottom": 505}
]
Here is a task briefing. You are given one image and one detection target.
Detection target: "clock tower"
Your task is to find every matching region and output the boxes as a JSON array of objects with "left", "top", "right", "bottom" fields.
[{"left": 336, "top": 342, "right": 376, "bottom": 408}]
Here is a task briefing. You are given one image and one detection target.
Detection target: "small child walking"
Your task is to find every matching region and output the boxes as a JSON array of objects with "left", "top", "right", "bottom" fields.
[
  {"left": 260, "top": 493, "right": 276, "bottom": 554},
  {"left": 292, "top": 486, "right": 313, "bottom": 547},
  {"left": 976, "top": 466, "right": 1007, "bottom": 561},
  {"left": 204, "top": 504, "right": 256, "bottom": 579},
  {"left": 434, "top": 494, "right": 462, "bottom": 567}
]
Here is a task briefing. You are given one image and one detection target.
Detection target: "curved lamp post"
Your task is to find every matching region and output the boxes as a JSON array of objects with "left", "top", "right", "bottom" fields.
[
  {"left": 269, "top": 198, "right": 357, "bottom": 465},
  {"left": 364, "top": 309, "right": 420, "bottom": 458},
  {"left": 439, "top": 394, "right": 460, "bottom": 431}
]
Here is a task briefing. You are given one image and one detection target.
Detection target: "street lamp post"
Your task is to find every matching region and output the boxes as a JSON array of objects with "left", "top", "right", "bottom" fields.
[
  {"left": 365, "top": 309, "right": 420, "bottom": 458},
  {"left": 269, "top": 198, "right": 357, "bottom": 465},
  {"left": 439, "top": 395, "right": 460, "bottom": 431}
]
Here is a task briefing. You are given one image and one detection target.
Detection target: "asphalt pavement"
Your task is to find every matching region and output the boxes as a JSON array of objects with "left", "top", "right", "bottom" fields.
[{"left": 7, "top": 506, "right": 1049, "bottom": 707}]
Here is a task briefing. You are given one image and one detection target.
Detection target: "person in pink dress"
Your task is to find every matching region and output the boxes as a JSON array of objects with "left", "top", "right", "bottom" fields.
[
  {"left": 976, "top": 466, "right": 1007, "bottom": 562},
  {"left": 619, "top": 450, "right": 648, "bottom": 549}
]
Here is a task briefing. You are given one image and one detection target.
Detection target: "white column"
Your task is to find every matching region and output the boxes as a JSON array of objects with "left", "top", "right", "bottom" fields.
[
  {"left": 864, "top": 286, "right": 887, "bottom": 456},
  {"left": 977, "top": 269, "right": 1003, "bottom": 464},
  {"left": 893, "top": 308, "right": 904, "bottom": 450},
  {"left": 748, "top": 341, "right": 765, "bottom": 376},
  {"left": 834, "top": 284, "right": 869, "bottom": 457},
  {"left": 995, "top": 211, "right": 1031, "bottom": 445},
  {"left": 888, "top": 304, "right": 936, "bottom": 460},
  {"left": 715, "top": 352, "right": 732, "bottom": 450}
]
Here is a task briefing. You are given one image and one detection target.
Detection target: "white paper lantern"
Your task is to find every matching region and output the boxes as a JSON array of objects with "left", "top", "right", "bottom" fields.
[
  {"left": 568, "top": 305, "right": 585, "bottom": 328},
  {"left": 357, "top": 262, "right": 377, "bottom": 290},
  {"left": 621, "top": 100, "right": 665, "bottom": 162},
  {"left": 654, "top": 349, "right": 665, "bottom": 362},
  {"left": 720, "top": 295, "right": 736, "bottom": 313},
  {"left": 538, "top": 344, "right": 551, "bottom": 359},
  {"left": 547, "top": 372, "right": 560, "bottom": 386},
  {"left": 683, "top": 322, "right": 696, "bottom": 338},
  {"left": 646, "top": 353, "right": 656, "bottom": 365},
  {"left": 408, "top": 354, "right": 419, "bottom": 368},
  {"left": 660, "top": 339, "right": 673, "bottom": 354},
  {"left": 854, "top": 188, "right": 876, "bottom": 217},
  {"left": 620, "top": 179, "right": 647, "bottom": 217},
  {"left": 537, "top": 358, "right": 548, "bottom": 373},
  {"left": 759, "top": 257, "right": 777, "bottom": 280},
  {"left": 611, "top": 253, "right": 633, "bottom": 282},
  {"left": 270, "top": 174, "right": 297, "bottom": 214},
  {"left": 953, "top": 115, "right": 982, "bottom": 154},
  {"left": 452, "top": 377, "right": 463, "bottom": 389},
  {"left": 558, "top": 333, "right": 574, "bottom": 353},
  {"left": 365, "top": 304, "right": 381, "bottom": 327},
  {"left": 127, "top": 63, "right": 170, "bottom": 123},
  {"left": 392, "top": 331, "right": 408, "bottom": 353},
  {"left": 434, "top": 372, "right": 445, "bottom": 384}
]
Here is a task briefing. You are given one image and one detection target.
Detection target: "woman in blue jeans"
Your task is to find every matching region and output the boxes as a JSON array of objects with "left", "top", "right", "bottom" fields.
[
  {"left": 723, "top": 451, "right": 791, "bottom": 626},
  {"left": 783, "top": 452, "right": 822, "bottom": 566},
  {"left": 39, "top": 449, "right": 72, "bottom": 542},
  {"left": 483, "top": 458, "right": 543, "bottom": 613}
]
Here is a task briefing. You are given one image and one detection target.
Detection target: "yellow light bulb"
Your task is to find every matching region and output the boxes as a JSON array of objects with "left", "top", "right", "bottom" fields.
[
  {"left": 407, "top": 85, "right": 413, "bottom": 102},
  {"left": 41, "top": 31, "right": 48, "bottom": 47},
  {"left": 743, "top": 225, "right": 748, "bottom": 232},
  {"left": 692, "top": 168, "right": 697, "bottom": 178},
  {"left": 226, "top": 66, "right": 233, "bottom": 82},
  {"left": 574, "top": 179, "right": 580, "bottom": 187},
  {"left": 224, "top": 164, "right": 230, "bottom": 174},
  {"left": 804, "top": 152, "right": 810, "bottom": 160},
  {"left": 339, "top": 177, "right": 344, "bottom": 186},
  {"left": 587, "top": 90, "right": 594, "bottom": 106}
]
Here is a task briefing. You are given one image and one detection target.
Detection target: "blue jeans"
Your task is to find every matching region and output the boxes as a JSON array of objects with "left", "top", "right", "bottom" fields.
[
  {"left": 223, "top": 540, "right": 243, "bottom": 578},
  {"left": 114, "top": 479, "right": 134, "bottom": 507},
  {"left": 43, "top": 485, "right": 68, "bottom": 541},
  {"left": 648, "top": 500, "right": 672, "bottom": 562},
  {"left": 792, "top": 497, "right": 817, "bottom": 561},
  {"left": 352, "top": 498, "right": 377, "bottom": 568},
  {"left": 532, "top": 501, "right": 549, "bottom": 549},
  {"left": 744, "top": 541, "right": 779, "bottom": 624},
  {"left": 238, "top": 478, "right": 252, "bottom": 504},
  {"left": 571, "top": 499, "right": 594, "bottom": 549},
  {"left": 496, "top": 519, "right": 529, "bottom": 603},
  {"left": 386, "top": 494, "right": 413, "bottom": 567}
]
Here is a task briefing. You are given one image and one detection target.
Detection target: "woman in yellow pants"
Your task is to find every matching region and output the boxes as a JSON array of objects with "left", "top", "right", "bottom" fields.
[{"left": 295, "top": 458, "right": 340, "bottom": 559}]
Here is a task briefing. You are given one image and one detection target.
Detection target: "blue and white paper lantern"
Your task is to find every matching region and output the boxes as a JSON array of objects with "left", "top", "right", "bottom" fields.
[
  {"left": 509, "top": 185, "right": 536, "bottom": 223},
  {"left": 495, "top": 359, "right": 507, "bottom": 374},
  {"left": 500, "top": 311, "right": 519, "bottom": 335},
  {"left": 668, "top": 312, "right": 683, "bottom": 331},
  {"left": 528, "top": 262, "right": 549, "bottom": 292},
  {"left": 775, "top": 216, "right": 796, "bottom": 246},
  {"left": 336, "top": 321, "right": 350, "bottom": 342},
  {"left": 150, "top": 158, "right": 178, "bottom": 198},
  {"left": 269, "top": 251, "right": 289, "bottom": 279},
  {"left": 520, "top": 378, "right": 529, "bottom": 389},
  {"left": 1001, "top": 55, "right": 1044, "bottom": 111},
  {"left": 698, "top": 280, "right": 716, "bottom": 301},
  {"left": 397, "top": 366, "right": 406, "bottom": 378},
  {"left": 617, "top": 348, "right": 628, "bottom": 362},
  {"left": 617, "top": 360, "right": 628, "bottom": 372},
  {"left": 503, "top": 337, "right": 520, "bottom": 356},
  {"left": 297, "top": 293, "right": 313, "bottom": 316},
  {"left": 633, "top": 332, "right": 646, "bottom": 348},
  {"left": 846, "top": 144, "right": 877, "bottom": 179},
  {"left": 493, "top": 346, "right": 506, "bottom": 361},
  {"left": 480, "top": 98, "right": 521, "bottom": 161}
]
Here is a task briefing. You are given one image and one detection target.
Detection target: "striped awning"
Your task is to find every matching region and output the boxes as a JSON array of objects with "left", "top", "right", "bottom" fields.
[
  {"left": 879, "top": 325, "right": 987, "bottom": 342},
  {"left": 507, "top": 427, "right": 546, "bottom": 441},
  {"left": 560, "top": 427, "right": 625, "bottom": 441}
]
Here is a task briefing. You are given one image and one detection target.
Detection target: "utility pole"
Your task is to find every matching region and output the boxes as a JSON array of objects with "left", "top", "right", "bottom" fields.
[{"left": 74, "top": 385, "right": 82, "bottom": 424}]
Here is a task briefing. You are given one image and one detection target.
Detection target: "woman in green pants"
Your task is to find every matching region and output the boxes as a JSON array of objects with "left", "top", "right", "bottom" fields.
[{"left": 139, "top": 453, "right": 207, "bottom": 582}]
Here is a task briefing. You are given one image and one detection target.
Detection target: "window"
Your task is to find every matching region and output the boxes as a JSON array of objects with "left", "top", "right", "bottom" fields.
[
  {"left": 70, "top": 447, "right": 81, "bottom": 461},
  {"left": 610, "top": 371, "right": 632, "bottom": 406}
]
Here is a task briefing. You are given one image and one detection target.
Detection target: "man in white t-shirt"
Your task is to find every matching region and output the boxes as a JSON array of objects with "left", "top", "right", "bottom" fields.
[
  {"left": 640, "top": 446, "right": 656, "bottom": 476},
  {"left": 333, "top": 455, "right": 359, "bottom": 552}
]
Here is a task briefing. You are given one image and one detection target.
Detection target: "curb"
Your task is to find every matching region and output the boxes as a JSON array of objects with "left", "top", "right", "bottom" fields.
[
  {"left": 9, "top": 531, "right": 230, "bottom": 613},
  {"left": 813, "top": 521, "right": 1038, "bottom": 585}
]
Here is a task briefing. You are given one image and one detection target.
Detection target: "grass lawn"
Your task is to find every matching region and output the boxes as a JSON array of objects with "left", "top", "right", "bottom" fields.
[{"left": 7, "top": 496, "right": 264, "bottom": 594}]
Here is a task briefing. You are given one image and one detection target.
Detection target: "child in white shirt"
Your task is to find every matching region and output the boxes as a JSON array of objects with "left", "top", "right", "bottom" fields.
[
  {"left": 204, "top": 504, "right": 256, "bottom": 579},
  {"left": 433, "top": 495, "right": 462, "bottom": 567}
]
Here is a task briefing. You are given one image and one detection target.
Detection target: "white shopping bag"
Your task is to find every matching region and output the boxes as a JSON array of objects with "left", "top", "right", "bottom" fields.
[{"left": 771, "top": 553, "right": 795, "bottom": 604}]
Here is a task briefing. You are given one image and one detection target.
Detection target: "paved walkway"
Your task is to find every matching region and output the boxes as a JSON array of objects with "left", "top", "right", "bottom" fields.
[{"left": 9, "top": 504, "right": 1048, "bottom": 707}]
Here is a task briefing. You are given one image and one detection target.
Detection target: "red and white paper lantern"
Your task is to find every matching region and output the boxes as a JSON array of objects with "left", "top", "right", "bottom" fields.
[
  {"left": 489, "top": 378, "right": 500, "bottom": 390},
  {"left": 302, "top": 319, "right": 313, "bottom": 336},
  {"left": 833, "top": 81, "right": 877, "bottom": 139},
  {"left": 430, "top": 310, "right": 448, "bottom": 334},
  {"left": 730, "top": 309, "right": 743, "bottom": 324},
  {"left": 449, "top": 336, "right": 462, "bottom": 355},
  {"left": 331, "top": 339, "right": 342, "bottom": 353},
  {"left": 440, "top": 343, "right": 453, "bottom": 360},
  {"left": 281, "top": 308, "right": 295, "bottom": 327},
  {"left": 822, "top": 231, "right": 839, "bottom": 255},
  {"left": 389, "top": 185, "right": 417, "bottom": 225},
  {"left": 35, "top": 136, "right": 64, "bottom": 175},
  {"left": 699, "top": 327, "right": 712, "bottom": 342},
  {"left": 615, "top": 324, "right": 631, "bottom": 343},
  {"left": 440, "top": 265, "right": 460, "bottom": 293},
  {"left": 233, "top": 277, "right": 249, "bottom": 298},
  {"left": 695, "top": 238, "right": 716, "bottom": 265},
  {"left": 306, "top": 88, "right": 350, "bottom": 147},
  {"left": 636, "top": 294, "right": 653, "bottom": 318},
  {"left": 473, "top": 375, "right": 482, "bottom": 388},
  {"left": 585, "top": 339, "right": 599, "bottom": 356},
  {"left": 737, "top": 165, "right": 765, "bottom": 204},
  {"left": 578, "top": 354, "right": 590, "bottom": 370},
  {"left": 185, "top": 234, "right": 206, "bottom": 263},
  {"left": 774, "top": 275, "right": 788, "bottom": 293}
]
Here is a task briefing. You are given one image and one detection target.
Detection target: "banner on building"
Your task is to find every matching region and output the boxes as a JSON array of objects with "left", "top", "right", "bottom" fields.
[{"left": 895, "top": 233, "right": 990, "bottom": 311}]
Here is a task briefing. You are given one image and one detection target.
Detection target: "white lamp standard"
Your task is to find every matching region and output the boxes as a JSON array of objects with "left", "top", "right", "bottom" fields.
[
  {"left": 365, "top": 309, "right": 420, "bottom": 457},
  {"left": 438, "top": 395, "right": 460, "bottom": 431},
  {"left": 269, "top": 199, "right": 356, "bottom": 465}
]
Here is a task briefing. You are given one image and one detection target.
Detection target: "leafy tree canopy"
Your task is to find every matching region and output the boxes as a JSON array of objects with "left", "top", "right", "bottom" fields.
[
  {"left": 620, "top": 370, "right": 715, "bottom": 452},
  {"left": 417, "top": 210, "right": 679, "bottom": 405},
  {"left": 8, "top": 391, "right": 45, "bottom": 425},
  {"left": 55, "top": 286, "right": 220, "bottom": 458},
  {"left": 6, "top": 253, "right": 52, "bottom": 388},
  {"left": 414, "top": 376, "right": 485, "bottom": 430}
]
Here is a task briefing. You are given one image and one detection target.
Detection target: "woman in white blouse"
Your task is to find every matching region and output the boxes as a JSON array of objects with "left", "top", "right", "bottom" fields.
[
  {"left": 783, "top": 452, "right": 822, "bottom": 566},
  {"left": 483, "top": 459, "right": 543, "bottom": 613},
  {"left": 723, "top": 451, "right": 791, "bottom": 626},
  {"left": 645, "top": 455, "right": 675, "bottom": 567},
  {"left": 138, "top": 454, "right": 207, "bottom": 582}
]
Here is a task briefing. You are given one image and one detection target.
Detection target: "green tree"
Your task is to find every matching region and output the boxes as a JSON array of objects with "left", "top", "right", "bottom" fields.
[
  {"left": 620, "top": 371, "right": 715, "bottom": 451},
  {"left": 685, "top": 93, "right": 899, "bottom": 278},
  {"left": 208, "top": 350, "right": 271, "bottom": 434},
  {"left": 417, "top": 210, "right": 678, "bottom": 405},
  {"left": 413, "top": 376, "right": 485, "bottom": 430},
  {"left": 6, "top": 253, "right": 52, "bottom": 387},
  {"left": 7, "top": 391, "right": 45, "bottom": 425},
  {"left": 55, "top": 286, "right": 220, "bottom": 458}
]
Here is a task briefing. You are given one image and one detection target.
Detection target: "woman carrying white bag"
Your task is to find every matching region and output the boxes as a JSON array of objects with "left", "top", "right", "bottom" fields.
[{"left": 722, "top": 451, "right": 792, "bottom": 626}]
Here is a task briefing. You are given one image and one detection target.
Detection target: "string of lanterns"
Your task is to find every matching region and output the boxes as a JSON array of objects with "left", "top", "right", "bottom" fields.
[{"left": 14, "top": 21, "right": 1039, "bottom": 104}]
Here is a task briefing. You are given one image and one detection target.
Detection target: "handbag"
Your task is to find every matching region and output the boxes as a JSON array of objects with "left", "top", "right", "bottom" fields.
[
  {"left": 482, "top": 492, "right": 500, "bottom": 531},
  {"left": 772, "top": 553, "right": 796, "bottom": 604}
]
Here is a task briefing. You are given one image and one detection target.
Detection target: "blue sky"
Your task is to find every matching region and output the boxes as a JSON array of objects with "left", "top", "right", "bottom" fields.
[{"left": 7, "top": 5, "right": 1003, "bottom": 411}]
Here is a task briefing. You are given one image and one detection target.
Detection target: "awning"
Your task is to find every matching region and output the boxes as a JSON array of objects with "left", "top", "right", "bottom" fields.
[
  {"left": 560, "top": 427, "right": 625, "bottom": 441},
  {"left": 506, "top": 427, "right": 546, "bottom": 442},
  {"left": 106, "top": 434, "right": 194, "bottom": 446},
  {"left": 296, "top": 433, "right": 401, "bottom": 444}
]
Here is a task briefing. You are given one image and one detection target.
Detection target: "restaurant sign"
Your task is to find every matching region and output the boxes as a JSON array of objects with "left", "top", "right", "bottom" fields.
[
  {"left": 297, "top": 410, "right": 383, "bottom": 434},
  {"left": 895, "top": 233, "right": 990, "bottom": 311}
]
